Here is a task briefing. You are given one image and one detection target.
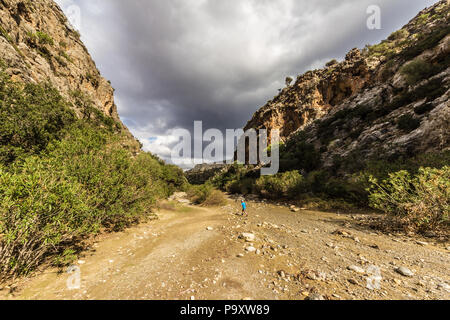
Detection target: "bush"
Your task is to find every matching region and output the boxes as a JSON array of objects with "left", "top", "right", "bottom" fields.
[
  {"left": 401, "top": 26, "right": 450, "bottom": 60},
  {"left": 416, "top": 13, "right": 430, "bottom": 26},
  {"left": 36, "top": 31, "right": 54, "bottom": 46},
  {"left": 0, "top": 124, "right": 182, "bottom": 279},
  {"left": 210, "top": 163, "right": 252, "bottom": 190},
  {"left": 187, "top": 184, "right": 226, "bottom": 206},
  {"left": 367, "top": 41, "right": 396, "bottom": 58},
  {"left": 187, "top": 184, "right": 214, "bottom": 205},
  {"left": 400, "top": 60, "right": 438, "bottom": 85},
  {"left": 225, "top": 178, "right": 255, "bottom": 195},
  {"left": 367, "top": 167, "right": 449, "bottom": 232},
  {"left": 0, "top": 70, "right": 185, "bottom": 279},
  {"left": 202, "top": 190, "right": 227, "bottom": 207},
  {"left": 0, "top": 158, "right": 92, "bottom": 278},
  {"left": 255, "top": 171, "right": 304, "bottom": 199},
  {"left": 162, "top": 164, "right": 188, "bottom": 194},
  {"left": 47, "top": 125, "right": 175, "bottom": 230},
  {"left": 0, "top": 72, "right": 76, "bottom": 164},
  {"left": 388, "top": 29, "right": 409, "bottom": 41}
]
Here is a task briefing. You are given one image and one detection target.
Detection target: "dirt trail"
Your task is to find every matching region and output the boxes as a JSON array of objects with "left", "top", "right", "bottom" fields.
[{"left": 1, "top": 197, "right": 449, "bottom": 300}]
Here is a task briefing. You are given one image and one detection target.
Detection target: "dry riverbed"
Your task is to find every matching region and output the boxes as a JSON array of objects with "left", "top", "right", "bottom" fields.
[{"left": 1, "top": 196, "right": 449, "bottom": 300}]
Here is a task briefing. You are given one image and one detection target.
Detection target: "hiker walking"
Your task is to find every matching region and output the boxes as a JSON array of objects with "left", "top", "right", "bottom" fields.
[{"left": 241, "top": 199, "right": 247, "bottom": 216}]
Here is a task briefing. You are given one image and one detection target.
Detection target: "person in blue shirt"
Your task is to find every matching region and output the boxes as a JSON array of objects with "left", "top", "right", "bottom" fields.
[{"left": 241, "top": 200, "right": 247, "bottom": 216}]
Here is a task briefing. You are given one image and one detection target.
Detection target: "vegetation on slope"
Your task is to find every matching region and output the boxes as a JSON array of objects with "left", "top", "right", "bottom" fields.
[
  {"left": 210, "top": 152, "right": 449, "bottom": 233},
  {"left": 0, "top": 68, "right": 186, "bottom": 279},
  {"left": 208, "top": 9, "right": 450, "bottom": 232}
]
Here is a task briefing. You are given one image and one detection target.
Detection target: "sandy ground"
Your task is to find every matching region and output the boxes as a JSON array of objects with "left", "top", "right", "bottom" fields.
[{"left": 1, "top": 196, "right": 449, "bottom": 300}]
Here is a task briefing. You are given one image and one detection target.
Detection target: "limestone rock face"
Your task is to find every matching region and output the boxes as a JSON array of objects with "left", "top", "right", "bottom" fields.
[
  {"left": 244, "top": 0, "right": 450, "bottom": 170},
  {"left": 244, "top": 48, "right": 372, "bottom": 143},
  {"left": 0, "top": 0, "right": 140, "bottom": 151}
]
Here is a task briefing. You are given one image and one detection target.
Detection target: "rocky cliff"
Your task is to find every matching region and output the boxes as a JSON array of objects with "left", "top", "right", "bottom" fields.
[
  {"left": 0, "top": 0, "right": 140, "bottom": 151},
  {"left": 245, "top": 48, "right": 371, "bottom": 142},
  {"left": 244, "top": 0, "right": 449, "bottom": 173}
]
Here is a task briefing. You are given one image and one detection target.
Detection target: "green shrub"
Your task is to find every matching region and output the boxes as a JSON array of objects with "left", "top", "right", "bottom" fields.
[
  {"left": 388, "top": 29, "right": 409, "bottom": 41},
  {"left": 47, "top": 125, "right": 174, "bottom": 230},
  {"left": 0, "top": 72, "right": 76, "bottom": 164},
  {"left": 360, "top": 152, "right": 450, "bottom": 182},
  {"left": 59, "top": 51, "right": 73, "bottom": 63},
  {"left": 416, "top": 13, "right": 430, "bottom": 25},
  {"left": 187, "top": 184, "right": 214, "bottom": 205},
  {"left": 85, "top": 72, "right": 100, "bottom": 88},
  {"left": 255, "top": 171, "right": 304, "bottom": 199},
  {"left": 0, "top": 158, "right": 92, "bottom": 278},
  {"left": 35, "top": 31, "right": 54, "bottom": 46},
  {"left": 367, "top": 167, "right": 449, "bottom": 232},
  {"left": 400, "top": 60, "right": 438, "bottom": 85},
  {"left": 226, "top": 178, "right": 255, "bottom": 195},
  {"left": 297, "top": 197, "right": 356, "bottom": 212},
  {"left": 0, "top": 70, "right": 185, "bottom": 279},
  {"left": 210, "top": 163, "right": 251, "bottom": 190},
  {"left": 70, "top": 90, "right": 119, "bottom": 131},
  {"left": 202, "top": 190, "right": 227, "bottom": 207},
  {"left": 367, "top": 41, "right": 397, "bottom": 58},
  {"left": 0, "top": 124, "right": 182, "bottom": 279},
  {"left": 401, "top": 26, "right": 450, "bottom": 60}
]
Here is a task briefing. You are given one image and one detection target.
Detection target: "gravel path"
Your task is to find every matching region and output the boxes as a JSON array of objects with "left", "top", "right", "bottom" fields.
[{"left": 1, "top": 197, "right": 449, "bottom": 300}]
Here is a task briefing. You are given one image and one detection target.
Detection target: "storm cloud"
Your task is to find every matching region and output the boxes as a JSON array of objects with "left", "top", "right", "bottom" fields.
[{"left": 55, "top": 0, "right": 437, "bottom": 166}]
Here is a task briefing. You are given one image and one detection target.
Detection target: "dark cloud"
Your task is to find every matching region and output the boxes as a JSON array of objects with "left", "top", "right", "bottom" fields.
[{"left": 56, "top": 0, "right": 437, "bottom": 166}]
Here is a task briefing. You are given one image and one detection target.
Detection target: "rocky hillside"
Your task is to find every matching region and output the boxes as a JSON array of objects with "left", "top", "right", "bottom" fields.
[
  {"left": 186, "top": 163, "right": 228, "bottom": 185},
  {"left": 0, "top": 0, "right": 189, "bottom": 280},
  {"left": 0, "top": 0, "right": 139, "bottom": 151},
  {"left": 245, "top": 0, "right": 449, "bottom": 173}
]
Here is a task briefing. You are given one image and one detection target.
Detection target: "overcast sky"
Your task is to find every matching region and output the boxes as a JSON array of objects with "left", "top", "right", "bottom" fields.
[{"left": 55, "top": 0, "right": 437, "bottom": 167}]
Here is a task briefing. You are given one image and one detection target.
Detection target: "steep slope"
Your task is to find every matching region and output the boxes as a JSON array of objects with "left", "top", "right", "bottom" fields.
[
  {"left": 0, "top": 0, "right": 139, "bottom": 151},
  {"left": 244, "top": 0, "right": 449, "bottom": 172},
  {"left": 0, "top": 0, "right": 187, "bottom": 280}
]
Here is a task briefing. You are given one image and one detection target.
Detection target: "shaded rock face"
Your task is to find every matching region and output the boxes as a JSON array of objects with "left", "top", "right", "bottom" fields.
[
  {"left": 244, "top": 0, "right": 450, "bottom": 170},
  {"left": 0, "top": 0, "right": 140, "bottom": 151}
]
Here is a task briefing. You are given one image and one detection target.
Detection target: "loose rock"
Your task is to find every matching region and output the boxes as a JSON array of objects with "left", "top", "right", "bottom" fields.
[
  {"left": 348, "top": 265, "right": 365, "bottom": 274},
  {"left": 239, "top": 233, "right": 256, "bottom": 242},
  {"left": 395, "top": 267, "right": 414, "bottom": 277},
  {"left": 245, "top": 246, "right": 256, "bottom": 253}
]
